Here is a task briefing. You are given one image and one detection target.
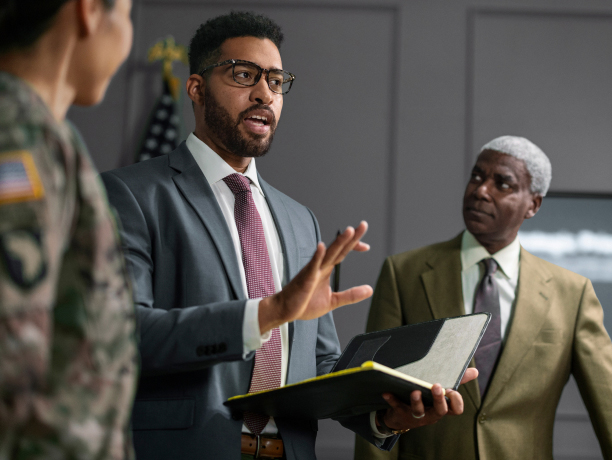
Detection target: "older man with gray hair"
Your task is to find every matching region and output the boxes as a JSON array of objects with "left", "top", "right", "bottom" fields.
[{"left": 356, "top": 135, "right": 612, "bottom": 460}]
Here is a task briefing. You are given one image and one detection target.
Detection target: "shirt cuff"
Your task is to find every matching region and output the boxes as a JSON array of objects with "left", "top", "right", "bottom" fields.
[
  {"left": 370, "top": 411, "right": 394, "bottom": 439},
  {"left": 242, "top": 298, "right": 272, "bottom": 356}
]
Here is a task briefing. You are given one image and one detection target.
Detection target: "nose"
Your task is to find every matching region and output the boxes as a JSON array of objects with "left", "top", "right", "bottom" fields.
[
  {"left": 473, "top": 179, "right": 492, "bottom": 200},
  {"left": 250, "top": 74, "right": 274, "bottom": 105}
]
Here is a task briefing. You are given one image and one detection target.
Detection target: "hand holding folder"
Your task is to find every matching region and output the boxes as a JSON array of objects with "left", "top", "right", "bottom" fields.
[
  {"left": 378, "top": 366, "right": 478, "bottom": 433},
  {"left": 225, "top": 313, "right": 489, "bottom": 424}
]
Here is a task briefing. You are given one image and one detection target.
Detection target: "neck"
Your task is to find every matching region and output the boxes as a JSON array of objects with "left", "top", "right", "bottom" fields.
[
  {"left": 474, "top": 234, "right": 515, "bottom": 255},
  {"left": 193, "top": 128, "right": 251, "bottom": 173},
  {"left": 0, "top": 29, "right": 76, "bottom": 121}
]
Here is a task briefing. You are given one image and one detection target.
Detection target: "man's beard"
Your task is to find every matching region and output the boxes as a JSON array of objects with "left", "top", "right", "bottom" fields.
[{"left": 204, "top": 86, "right": 277, "bottom": 158}]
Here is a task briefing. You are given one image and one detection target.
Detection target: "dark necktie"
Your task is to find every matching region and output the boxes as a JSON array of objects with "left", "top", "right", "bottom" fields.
[
  {"left": 223, "top": 173, "right": 281, "bottom": 435},
  {"left": 473, "top": 258, "right": 502, "bottom": 398}
]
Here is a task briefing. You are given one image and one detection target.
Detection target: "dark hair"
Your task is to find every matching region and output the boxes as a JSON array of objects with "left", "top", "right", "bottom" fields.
[
  {"left": 0, "top": 0, "right": 115, "bottom": 54},
  {"left": 188, "top": 11, "right": 284, "bottom": 76}
]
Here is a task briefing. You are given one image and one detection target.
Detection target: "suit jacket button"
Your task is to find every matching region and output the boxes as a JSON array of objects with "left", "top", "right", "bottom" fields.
[
  {"left": 479, "top": 414, "right": 487, "bottom": 424},
  {"left": 196, "top": 345, "right": 206, "bottom": 357},
  {"left": 218, "top": 342, "right": 227, "bottom": 353}
]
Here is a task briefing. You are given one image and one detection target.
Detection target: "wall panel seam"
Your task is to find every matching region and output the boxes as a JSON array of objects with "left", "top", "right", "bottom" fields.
[{"left": 141, "top": 0, "right": 399, "bottom": 12}]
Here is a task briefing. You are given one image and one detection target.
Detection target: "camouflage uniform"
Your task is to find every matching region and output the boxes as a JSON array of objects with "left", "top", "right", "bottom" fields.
[{"left": 0, "top": 72, "right": 138, "bottom": 460}]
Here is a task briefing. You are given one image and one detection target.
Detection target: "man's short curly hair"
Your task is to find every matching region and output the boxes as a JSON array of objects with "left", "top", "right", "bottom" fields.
[{"left": 189, "top": 11, "right": 284, "bottom": 76}]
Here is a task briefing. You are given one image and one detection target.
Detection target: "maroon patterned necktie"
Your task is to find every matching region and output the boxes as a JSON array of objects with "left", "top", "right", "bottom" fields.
[
  {"left": 473, "top": 258, "right": 502, "bottom": 398},
  {"left": 223, "top": 173, "right": 281, "bottom": 435}
]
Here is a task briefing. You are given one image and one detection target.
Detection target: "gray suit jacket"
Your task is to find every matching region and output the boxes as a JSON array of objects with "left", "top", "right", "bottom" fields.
[{"left": 101, "top": 142, "right": 391, "bottom": 459}]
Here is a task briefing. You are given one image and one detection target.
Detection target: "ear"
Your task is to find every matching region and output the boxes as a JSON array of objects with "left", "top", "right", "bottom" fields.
[
  {"left": 75, "top": 0, "right": 104, "bottom": 38},
  {"left": 524, "top": 194, "right": 543, "bottom": 220},
  {"left": 186, "top": 74, "right": 206, "bottom": 106}
]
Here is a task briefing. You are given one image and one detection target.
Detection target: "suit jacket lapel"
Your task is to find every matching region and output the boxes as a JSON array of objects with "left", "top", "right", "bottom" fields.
[
  {"left": 420, "top": 234, "right": 480, "bottom": 408},
  {"left": 258, "top": 175, "right": 299, "bottom": 348},
  {"left": 258, "top": 175, "right": 300, "bottom": 282},
  {"left": 421, "top": 234, "right": 464, "bottom": 320},
  {"left": 169, "top": 142, "right": 245, "bottom": 300},
  {"left": 483, "top": 248, "right": 552, "bottom": 406}
]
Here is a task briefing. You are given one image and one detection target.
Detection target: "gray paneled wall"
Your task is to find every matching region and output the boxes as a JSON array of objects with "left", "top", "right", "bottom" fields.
[
  {"left": 469, "top": 10, "right": 612, "bottom": 193},
  {"left": 68, "top": 0, "right": 612, "bottom": 458}
]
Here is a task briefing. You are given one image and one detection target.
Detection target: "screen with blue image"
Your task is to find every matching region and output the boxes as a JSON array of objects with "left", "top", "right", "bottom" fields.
[{"left": 518, "top": 193, "right": 612, "bottom": 334}]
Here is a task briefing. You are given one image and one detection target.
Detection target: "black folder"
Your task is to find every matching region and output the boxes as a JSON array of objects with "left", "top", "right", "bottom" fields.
[{"left": 224, "top": 313, "right": 490, "bottom": 420}]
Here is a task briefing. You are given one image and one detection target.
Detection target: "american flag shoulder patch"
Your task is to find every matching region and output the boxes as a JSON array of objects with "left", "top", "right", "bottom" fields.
[{"left": 0, "top": 150, "right": 45, "bottom": 206}]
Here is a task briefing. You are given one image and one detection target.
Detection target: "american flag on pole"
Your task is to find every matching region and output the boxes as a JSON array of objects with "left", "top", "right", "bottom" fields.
[
  {"left": 135, "top": 76, "right": 181, "bottom": 162},
  {"left": 135, "top": 36, "right": 187, "bottom": 163}
]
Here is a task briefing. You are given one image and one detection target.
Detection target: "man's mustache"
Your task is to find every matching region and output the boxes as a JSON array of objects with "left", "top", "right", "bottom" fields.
[{"left": 238, "top": 104, "right": 277, "bottom": 128}]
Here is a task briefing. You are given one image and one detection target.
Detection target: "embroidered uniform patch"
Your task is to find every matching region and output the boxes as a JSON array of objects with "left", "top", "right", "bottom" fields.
[
  {"left": 0, "top": 150, "right": 45, "bottom": 205},
  {"left": 0, "top": 229, "right": 47, "bottom": 288}
]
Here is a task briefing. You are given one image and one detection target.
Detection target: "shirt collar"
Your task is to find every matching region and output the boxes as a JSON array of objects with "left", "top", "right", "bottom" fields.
[
  {"left": 186, "top": 132, "right": 265, "bottom": 197},
  {"left": 461, "top": 230, "right": 520, "bottom": 280}
]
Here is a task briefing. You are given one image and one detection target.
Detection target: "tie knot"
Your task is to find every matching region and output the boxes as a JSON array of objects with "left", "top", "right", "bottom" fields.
[
  {"left": 223, "top": 173, "right": 251, "bottom": 195},
  {"left": 482, "top": 258, "right": 498, "bottom": 276}
]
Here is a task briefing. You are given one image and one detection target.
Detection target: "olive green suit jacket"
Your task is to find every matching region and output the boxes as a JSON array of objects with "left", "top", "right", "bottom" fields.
[{"left": 356, "top": 234, "right": 612, "bottom": 460}]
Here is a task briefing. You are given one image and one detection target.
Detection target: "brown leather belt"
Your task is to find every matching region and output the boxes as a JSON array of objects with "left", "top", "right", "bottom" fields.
[{"left": 241, "top": 433, "right": 284, "bottom": 458}]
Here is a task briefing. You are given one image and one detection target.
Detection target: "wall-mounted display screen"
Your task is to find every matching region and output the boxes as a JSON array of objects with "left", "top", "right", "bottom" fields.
[{"left": 519, "top": 193, "right": 612, "bottom": 334}]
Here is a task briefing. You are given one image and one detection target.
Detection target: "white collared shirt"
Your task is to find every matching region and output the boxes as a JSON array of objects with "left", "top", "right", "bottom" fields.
[
  {"left": 186, "top": 133, "right": 288, "bottom": 434},
  {"left": 461, "top": 230, "right": 521, "bottom": 340}
]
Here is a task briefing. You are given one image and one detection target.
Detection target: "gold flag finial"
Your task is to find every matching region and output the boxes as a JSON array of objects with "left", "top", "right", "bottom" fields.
[{"left": 147, "top": 36, "right": 188, "bottom": 100}]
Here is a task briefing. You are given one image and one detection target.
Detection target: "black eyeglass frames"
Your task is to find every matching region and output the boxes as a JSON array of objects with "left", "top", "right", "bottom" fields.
[{"left": 199, "top": 59, "right": 295, "bottom": 95}]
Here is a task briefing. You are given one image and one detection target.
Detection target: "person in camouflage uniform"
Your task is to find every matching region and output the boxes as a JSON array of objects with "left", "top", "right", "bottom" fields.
[{"left": 0, "top": 0, "right": 138, "bottom": 458}]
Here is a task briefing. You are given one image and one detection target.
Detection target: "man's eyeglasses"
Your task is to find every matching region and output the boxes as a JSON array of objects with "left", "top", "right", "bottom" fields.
[{"left": 200, "top": 59, "right": 295, "bottom": 95}]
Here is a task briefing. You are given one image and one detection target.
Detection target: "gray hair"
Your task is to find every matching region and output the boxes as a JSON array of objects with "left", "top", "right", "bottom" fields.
[{"left": 480, "top": 135, "right": 552, "bottom": 196}]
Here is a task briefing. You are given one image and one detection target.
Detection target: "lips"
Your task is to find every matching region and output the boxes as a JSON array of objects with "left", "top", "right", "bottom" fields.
[
  {"left": 464, "top": 206, "right": 494, "bottom": 218},
  {"left": 242, "top": 108, "right": 274, "bottom": 135}
]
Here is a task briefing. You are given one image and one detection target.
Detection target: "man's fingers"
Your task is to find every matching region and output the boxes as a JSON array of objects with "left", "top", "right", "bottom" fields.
[
  {"left": 322, "top": 225, "right": 356, "bottom": 266},
  {"left": 286, "top": 242, "right": 326, "bottom": 298},
  {"left": 410, "top": 390, "right": 426, "bottom": 417},
  {"left": 381, "top": 385, "right": 464, "bottom": 431},
  {"left": 302, "top": 242, "right": 325, "bottom": 273},
  {"left": 335, "top": 221, "right": 368, "bottom": 261},
  {"left": 352, "top": 220, "right": 368, "bottom": 239},
  {"left": 445, "top": 389, "right": 465, "bottom": 415},
  {"left": 353, "top": 241, "right": 370, "bottom": 252},
  {"left": 430, "top": 384, "right": 448, "bottom": 417},
  {"left": 461, "top": 367, "right": 478, "bottom": 385},
  {"left": 382, "top": 392, "right": 402, "bottom": 408},
  {"left": 322, "top": 221, "right": 369, "bottom": 267},
  {"left": 332, "top": 285, "right": 373, "bottom": 309}
]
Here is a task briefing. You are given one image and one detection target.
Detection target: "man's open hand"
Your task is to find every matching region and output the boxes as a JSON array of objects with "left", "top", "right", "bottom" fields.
[{"left": 258, "top": 221, "right": 372, "bottom": 334}]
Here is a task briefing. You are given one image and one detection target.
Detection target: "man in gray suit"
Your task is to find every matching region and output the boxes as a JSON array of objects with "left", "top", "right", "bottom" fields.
[{"left": 101, "top": 12, "right": 473, "bottom": 459}]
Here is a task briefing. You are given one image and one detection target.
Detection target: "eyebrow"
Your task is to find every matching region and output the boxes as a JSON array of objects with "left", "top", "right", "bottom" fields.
[
  {"left": 233, "top": 60, "right": 284, "bottom": 72},
  {"left": 495, "top": 173, "right": 516, "bottom": 182},
  {"left": 472, "top": 165, "right": 517, "bottom": 182}
]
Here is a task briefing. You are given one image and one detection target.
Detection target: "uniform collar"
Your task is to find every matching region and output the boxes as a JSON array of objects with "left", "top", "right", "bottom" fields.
[
  {"left": 461, "top": 230, "right": 520, "bottom": 280},
  {"left": 186, "top": 132, "right": 265, "bottom": 197}
]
